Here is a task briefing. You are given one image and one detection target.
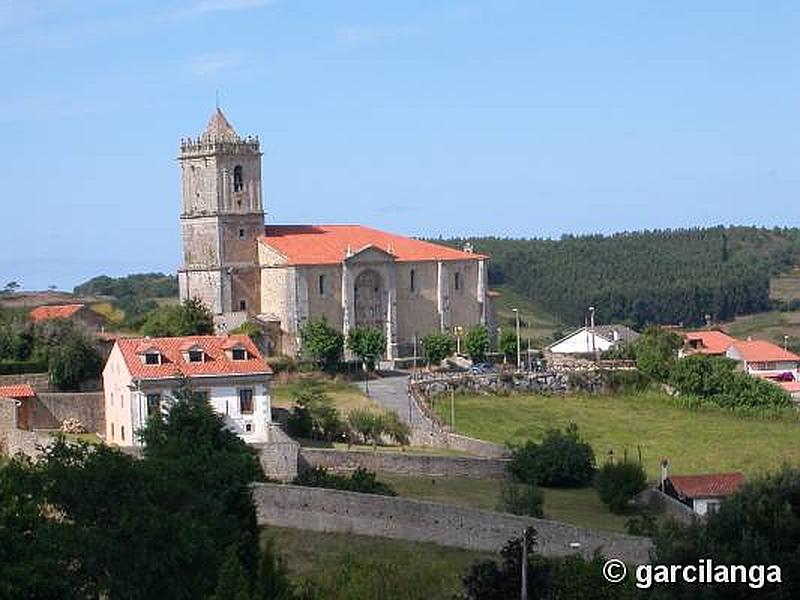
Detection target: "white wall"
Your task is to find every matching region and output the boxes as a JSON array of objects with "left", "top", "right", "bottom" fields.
[{"left": 549, "top": 329, "right": 614, "bottom": 354}]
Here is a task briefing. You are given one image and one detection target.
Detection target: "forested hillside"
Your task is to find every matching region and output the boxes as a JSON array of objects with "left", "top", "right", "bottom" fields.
[
  {"left": 73, "top": 272, "right": 178, "bottom": 325},
  {"left": 449, "top": 227, "right": 800, "bottom": 327}
]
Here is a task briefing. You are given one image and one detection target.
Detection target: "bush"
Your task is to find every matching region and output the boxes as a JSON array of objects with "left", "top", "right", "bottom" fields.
[
  {"left": 299, "top": 318, "right": 344, "bottom": 372},
  {"left": 381, "top": 411, "right": 411, "bottom": 446},
  {"left": 595, "top": 460, "right": 647, "bottom": 513},
  {"left": 632, "top": 326, "right": 683, "bottom": 381},
  {"left": 508, "top": 424, "right": 595, "bottom": 487},
  {"left": 464, "top": 324, "right": 489, "bottom": 362},
  {"left": 293, "top": 467, "right": 396, "bottom": 496},
  {"left": 285, "top": 379, "right": 343, "bottom": 441},
  {"left": 497, "top": 481, "right": 544, "bottom": 517},
  {"left": 347, "top": 409, "right": 385, "bottom": 447},
  {"left": 420, "top": 332, "right": 453, "bottom": 365}
]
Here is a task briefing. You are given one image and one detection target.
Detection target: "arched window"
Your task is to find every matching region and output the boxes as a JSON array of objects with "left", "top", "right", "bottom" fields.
[{"left": 233, "top": 165, "right": 243, "bottom": 192}]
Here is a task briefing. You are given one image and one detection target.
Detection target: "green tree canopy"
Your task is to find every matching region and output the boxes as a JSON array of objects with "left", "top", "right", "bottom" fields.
[
  {"left": 346, "top": 327, "right": 385, "bottom": 370},
  {"left": 140, "top": 298, "right": 215, "bottom": 337},
  {"left": 299, "top": 317, "right": 343, "bottom": 371},
  {"left": 464, "top": 324, "right": 490, "bottom": 363},
  {"left": 421, "top": 332, "right": 453, "bottom": 365}
]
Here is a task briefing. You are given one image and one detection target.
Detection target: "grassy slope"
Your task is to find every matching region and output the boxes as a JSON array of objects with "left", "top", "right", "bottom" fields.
[
  {"left": 263, "top": 526, "right": 489, "bottom": 600},
  {"left": 491, "top": 284, "right": 563, "bottom": 346},
  {"left": 770, "top": 268, "right": 800, "bottom": 302},
  {"left": 724, "top": 310, "right": 800, "bottom": 352},
  {"left": 270, "top": 379, "right": 379, "bottom": 413},
  {"left": 434, "top": 391, "right": 800, "bottom": 479},
  {"left": 379, "top": 473, "right": 630, "bottom": 532}
]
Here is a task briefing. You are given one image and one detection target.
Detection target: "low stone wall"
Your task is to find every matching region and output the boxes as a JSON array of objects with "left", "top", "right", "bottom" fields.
[
  {"left": 1, "top": 398, "right": 53, "bottom": 458},
  {"left": 0, "top": 372, "right": 50, "bottom": 391},
  {"left": 299, "top": 447, "right": 509, "bottom": 479},
  {"left": 252, "top": 483, "right": 652, "bottom": 563},
  {"left": 32, "top": 392, "right": 105, "bottom": 433}
]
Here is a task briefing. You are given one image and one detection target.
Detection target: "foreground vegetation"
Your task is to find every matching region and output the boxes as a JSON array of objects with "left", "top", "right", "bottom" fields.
[{"left": 434, "top": 391, "right": 800, "bottom": 478}]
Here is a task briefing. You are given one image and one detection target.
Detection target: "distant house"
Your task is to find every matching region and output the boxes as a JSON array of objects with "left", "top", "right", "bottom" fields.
[
  {"left": 680, "top": 330, "right": 737, "bottom": 357},
  {"left": 102, "top": 335, "right": 272, "bottom": 447},
  {"left": 663, "top": 472, "right": 745, "bottom": 516},
  {"left": 725, "top": 339, "right": 800, "bottom": 380},
  {"left": 547, "top": 325, "right": 639, "bottom": 355},
  {"left": 30, "top": 303, "right": 106, "bottom": 332},
  {"left": 0, "top": 384, "right": 36, "bottom": 430}
]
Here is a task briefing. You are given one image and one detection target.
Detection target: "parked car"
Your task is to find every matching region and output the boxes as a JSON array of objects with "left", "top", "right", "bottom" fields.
[{"left": 470, "top": 362, "right": 496, "bottom": 374}]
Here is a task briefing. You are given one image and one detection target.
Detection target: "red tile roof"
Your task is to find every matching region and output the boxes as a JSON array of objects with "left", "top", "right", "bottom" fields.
[
  {"left": 669, "top": 473, "right": 745, "bottom": 499},
  {"left": 683, "top": 331, "right": 737, "bottom": 355},
  {"left": 729, "top": 340, "right": 800, "bottom": 363},
  {"left": 115, "top": 335, "right": 271, "bottom": 380},
  {"left": 0, "top": 384, "right": 36, "bottom": 399},
  {"left": 30, "top": 304, "right": 85, "bottom": 322},
  {"left": 779, "top": 380, "right": 800, "bottom": 393},
  {"left": 260, "top": 224, "right": 486, "bottom": 266}
]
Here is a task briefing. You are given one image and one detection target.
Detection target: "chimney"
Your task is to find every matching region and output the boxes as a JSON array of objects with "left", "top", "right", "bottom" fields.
[{"left": 660, "top": 459, "right": 670, "bottom": 491}]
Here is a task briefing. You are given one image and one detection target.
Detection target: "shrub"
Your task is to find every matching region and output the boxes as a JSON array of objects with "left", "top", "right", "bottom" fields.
[
  {"left": 285, "top": 379, "right": 343, "bottom": 441},
  {"left": 497, "top": 481, "right": 544, "bottom": 517},
  {"left": 420, "top": 332, "right": 453, "bottom": 366},
  {"left": 632, "top": 326, "right": 683, "bottom": 381},
  {"left": 464, "top": 324, "right": 490, "bottom": 362},
  {"left": 595, "top": 460, "right": 647, "bottom": 513},
  {"left": 300, "top": 317, "right": 344, "bottom": 372},
  {"left": 381, "top": 411, "right": 410, "bottom": 446},
  {"left": 293, "top": 467, "right": 396, "bottom": 496},
  {"left": 347, "top": 409, "right": 385, "bottom": 447},
  {"left": 508, "top": 424, "right": 595, "bottom": 487}
]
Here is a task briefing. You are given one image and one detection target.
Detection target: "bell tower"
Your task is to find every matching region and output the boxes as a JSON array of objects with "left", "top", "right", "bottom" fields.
[{"left": 177, "top": 109, "right": 264, "bottom": 327}]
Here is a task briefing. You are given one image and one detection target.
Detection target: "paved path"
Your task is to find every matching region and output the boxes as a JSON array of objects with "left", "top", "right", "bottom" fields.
[{"left": 356, "top": 373, "right": 423, "bottom": 426}]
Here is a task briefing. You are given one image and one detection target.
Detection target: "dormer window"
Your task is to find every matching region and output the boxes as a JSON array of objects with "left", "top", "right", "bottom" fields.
[
  {"left": 144, "top": 352, "right": 161, "bottom": 365},
  {"left": 188, "top": 349, "right": 205, "bottom": 363},
  {"left": 231, "top": 347, "right": 247, "bottom": 361}
]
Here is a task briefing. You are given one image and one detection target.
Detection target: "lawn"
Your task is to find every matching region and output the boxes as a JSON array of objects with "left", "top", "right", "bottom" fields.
[
  {"left": 433, "top": 391, "right": 800, "bottom": 478},
  {"left": 271, "top": 378, "right": 379, "bottom": 414},
  {"left": 378, "top": 472, "right": 631, "bottom": 533},
  {"left": 262, "top": 526, "right": 489, "bottom": 600}
]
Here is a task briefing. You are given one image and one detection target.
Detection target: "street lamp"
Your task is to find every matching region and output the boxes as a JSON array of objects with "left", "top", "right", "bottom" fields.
[
  {"left": 588, "top": 306, "right": 598, "bottom": 362},
  {"left": 512, "top": 308, "right": 521, "bottom": 370}
]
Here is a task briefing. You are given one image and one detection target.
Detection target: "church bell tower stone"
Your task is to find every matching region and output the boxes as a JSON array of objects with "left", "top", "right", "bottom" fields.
[{"left": 177, "top": 109, "right": 264, "bottom": 330}]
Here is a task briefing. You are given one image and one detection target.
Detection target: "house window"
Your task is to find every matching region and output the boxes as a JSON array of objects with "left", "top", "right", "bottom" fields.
[
  {"left": 238, "top": 228, "right": 246, "bottom": 239},
  {"left": 111, "top": 422, "right": 115, "bottom": 439},
  {"left": 121, "top": 425, "right": 126, "bottom": 442},
  {"left": 145, "top": 352, "right": 161, "bottom": 365},
  {"left": 233, "top": 165, "right": 243, "bottom": 192},
  {"left": 239, "top": 299, "right": 247, "bottom": 311},
  {"left": 319, "top": 274, "right": 325, "bottom": 295},
  {"left": 146, "top": 394, "right": 161, "bottom": 417},
  {"left": 188, "top": 349, "right": 204, "bottom": 363},
  {"left": 245, "top": 423, "right": 253, "bottom": 433},
  {"left": 454, "top": 272, "right": 462, "bottom": 291},
  {"left": 410, "top": 269, "right": 416, "bottom": 293},
  {"left": 232, "top": 347, "right": 247, "bottom": 361},
  {"left": 239, "top": 389, "right": 254, "bottom": 414},
  {"left": 110, "top": 392, "right": 114, "bottom": 408}
]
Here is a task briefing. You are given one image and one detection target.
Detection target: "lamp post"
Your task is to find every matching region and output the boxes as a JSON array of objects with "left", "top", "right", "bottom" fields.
[
  {"left": 512, "top": 308, "right": 521, "bottom": 370},
  {"left": 588, "top": 306, "right": 598, "bottom": 362}
]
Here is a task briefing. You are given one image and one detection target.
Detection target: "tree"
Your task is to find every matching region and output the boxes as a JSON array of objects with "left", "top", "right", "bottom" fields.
[
  {"left": 140, "top": 298, "right": 214, "bottom": 337},
  {"left": 594, "top": 459, "right": 647, "bottom": 513},
  {"left": 496, "top": 481, "right": 544, "bottom": 517},
  {"left": 508, "top": 424, "right": 595, "bottom": 488},
  {"left": 48, "top": 330, "right": 101, "bottom": 391},
  {"left": 631, "top": 326, "right": 683, "bottom": 381},
  {"left": 300, "top": 317, "right": 343, "bottom": 371},
  {"left": 421, "top": 332, "right": 453, "bottom": 366},
  {"left": 285, "top": 379, "right": 343, "bottom": 441},
  {"left": 498, "top": 329, "right": 518, "bottom": 362},
  {"left": 254, "top": 537, "right": 294, "bottom": 600},
  {"left": 464, "top": 324, "right": 490, "bottom": 363},
  {"left": 213, "top": 544, "right": 252, "bottom": 600},
  {"left": 346, "top": 327, "right": 385, "bottom": 371}
]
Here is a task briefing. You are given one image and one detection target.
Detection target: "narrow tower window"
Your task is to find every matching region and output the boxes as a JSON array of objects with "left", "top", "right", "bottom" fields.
[
  {"left": 233, "top": 165, "right": 243, "bottom": 192},
  {"left": 454, "top": 272, "right": 462, "bottom": 291},
  {"left": 319, "top": 274, "right": 325, "bottom": 295},
  {"left": 410, "top": 269, "right": 416, "bottom": 292}
]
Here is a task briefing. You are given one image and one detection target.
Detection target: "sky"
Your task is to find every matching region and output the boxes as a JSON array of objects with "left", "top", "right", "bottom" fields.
[{"left": 1, "top": 0, "right": 799, "bottom": 290}]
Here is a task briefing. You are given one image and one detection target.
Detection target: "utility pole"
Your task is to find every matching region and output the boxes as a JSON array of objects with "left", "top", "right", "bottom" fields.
[
  {"left": 513, "top": 308, "right": 521, "bottom": 370},
  {"left": 450, "top": 386, "right": 455, "bottom": 430},
  {"left": 589, "top": 306, "right": 598, "bottom": 362},
  {"left": 520, "top": 528, "right": 528, "bottom": 600}
]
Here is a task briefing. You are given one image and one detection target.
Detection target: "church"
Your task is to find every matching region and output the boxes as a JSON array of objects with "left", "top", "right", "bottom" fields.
[{"left": 178, "top": 109, "right": 489, "bottom": 361}]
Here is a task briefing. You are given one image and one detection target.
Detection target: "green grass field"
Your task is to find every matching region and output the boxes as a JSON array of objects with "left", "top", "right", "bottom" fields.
[
  {"left": 271, "top": 378, "right": 379, "bottom": 414},
  {"left": 434, "top": 391, "right": 800, "bottom": 479},
  {"left": 770, "top": 269, "right": 800, "bottom": 302},
  {"left": 724, "top": 310, "right": 800, "bottom": 353},
  {"left": 262, "top": 526, "right": 489, "bottom": 600},
  {"left": 378, "top": 472, "right": 631, "bottom": 532},
  {"left": 491, "top": 285, "right": 564, "bottom": 346}
]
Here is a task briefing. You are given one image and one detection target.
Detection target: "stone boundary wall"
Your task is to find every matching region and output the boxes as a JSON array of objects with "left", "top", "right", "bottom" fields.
[
  {"left": 1, "top": 398, "right": 53, "bottom": 458},
  {"left": 32, "top": 392, "right": 105, "bottom": 433},
  {"left": 255, "top": 424, "right": 300, "bottom": 481},
  {"left": 299, "top": 447, "right": 509, "bottom": 479},
  {"left": 638, "top": 488, "right": 698, "bottom": 524},
  {"left": 0, "top": 372, "right": 50, "bottom": 391},
  {"left": 252, "top": 483, "right": 652, "bottom": 564}
]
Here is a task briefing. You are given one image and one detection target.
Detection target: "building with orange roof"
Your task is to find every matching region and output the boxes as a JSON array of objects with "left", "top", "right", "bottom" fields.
[
  {"left": 725, "top": 339, "right": 800, "bottom": 379},
  {"left": 102, "top": 335, "right": 272, "bottom": 446},
  {"left": 680, "top": 330, "right": 737, "bottom": 356},
  {"left": 177, "top": 110, "right": 489, "bottom": 360},
  {"left": 0, "top": 384, "right": 37, "bottom": 430},
  {"left": 29, "top": 303, "right": 106, "bottom": 331},
  {"left": 663, "top": 470, "right": 745, "bottom": 516}
]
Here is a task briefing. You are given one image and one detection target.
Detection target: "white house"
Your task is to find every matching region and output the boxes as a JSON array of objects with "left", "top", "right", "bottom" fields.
[
  {"left": 547, "top": 325, "right": 639, "bottom": 355},
  {"left": 102, "top": 335, "right": 272, "bottom": 446},
  {"left": 664, "top": 472, "right": 745, "bottom": 517},
  {"left": 725, "top": 339, "right": 800, "bottom": 380}
]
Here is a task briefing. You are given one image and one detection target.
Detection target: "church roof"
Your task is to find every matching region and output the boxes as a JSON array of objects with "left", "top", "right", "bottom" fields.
[
  {"left": 259, "top": 225, "right": 487, "bottom": 265},
  {"left": 201, "top": 108, "right": 240, "bottom": 143}
]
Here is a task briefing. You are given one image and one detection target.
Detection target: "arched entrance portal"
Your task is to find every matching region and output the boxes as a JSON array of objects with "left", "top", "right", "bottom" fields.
[{"left": 353, "top": 269, "right": 385, "bottom": 331}]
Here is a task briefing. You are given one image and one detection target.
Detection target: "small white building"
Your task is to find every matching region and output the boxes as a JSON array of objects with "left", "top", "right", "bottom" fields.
[
  {"left": 102, "top": 335, "right": 272, "bottom": 446},
  {"left": 547, "top": 324, "right": 639, "bottom": 355},
  {"left": 725, "top": 339, "right": 800, "bottom": 379},
  {"left": 664, "top": 472, "right": 745, "bottom": 517}
]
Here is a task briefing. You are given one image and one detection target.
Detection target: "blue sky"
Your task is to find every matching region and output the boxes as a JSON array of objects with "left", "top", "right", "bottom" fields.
[{"left": 1, "top": 0, "right": 799, "bottom": 290}]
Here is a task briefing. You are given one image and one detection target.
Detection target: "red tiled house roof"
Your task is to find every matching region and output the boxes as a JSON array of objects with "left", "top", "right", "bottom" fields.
[
  {"left": 0, "top": 384, "right": 37, "bottom": 399},
  {"left": 115, "top": 335, "right": 271, "bottom": 380},
  {"left": 728, "top": 340, "right": 800, "bottom": 363},
  {"left": 260, "top": 224, "right": 486, "bottom": 266},
  {"left": 669, "top": 473, "right": 745, "bottom": 499},
  {"left": 30, "top": 304, "right": 85, "bottom": 322},
  {"left": 683, "top": 331, "right": 737, "bottom": 355}
]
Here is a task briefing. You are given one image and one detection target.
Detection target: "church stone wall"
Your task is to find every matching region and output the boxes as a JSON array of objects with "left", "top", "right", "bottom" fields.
[
  {"left": 395, "top": 261, "right": 440, "bottom": 344},
  {"left": 301, "top": 265, "right": 343, "bottom": 329},
  {"left": 448, "top": 259, "right": 482, "bottom": 334}
]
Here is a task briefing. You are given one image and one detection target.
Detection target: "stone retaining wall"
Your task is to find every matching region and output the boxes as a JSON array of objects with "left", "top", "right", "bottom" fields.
[
  {"left": 0, "top": 372, "right": 50, "bottom": 391},
  {"left": 299, "top": 447, "right": 509, "bottom": 479},
  {"left": 252, "top": 483, "right": 652, "bottom": 563},
  {"left": 32, "top": 392, "right": 105, "bottom": 433}
]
